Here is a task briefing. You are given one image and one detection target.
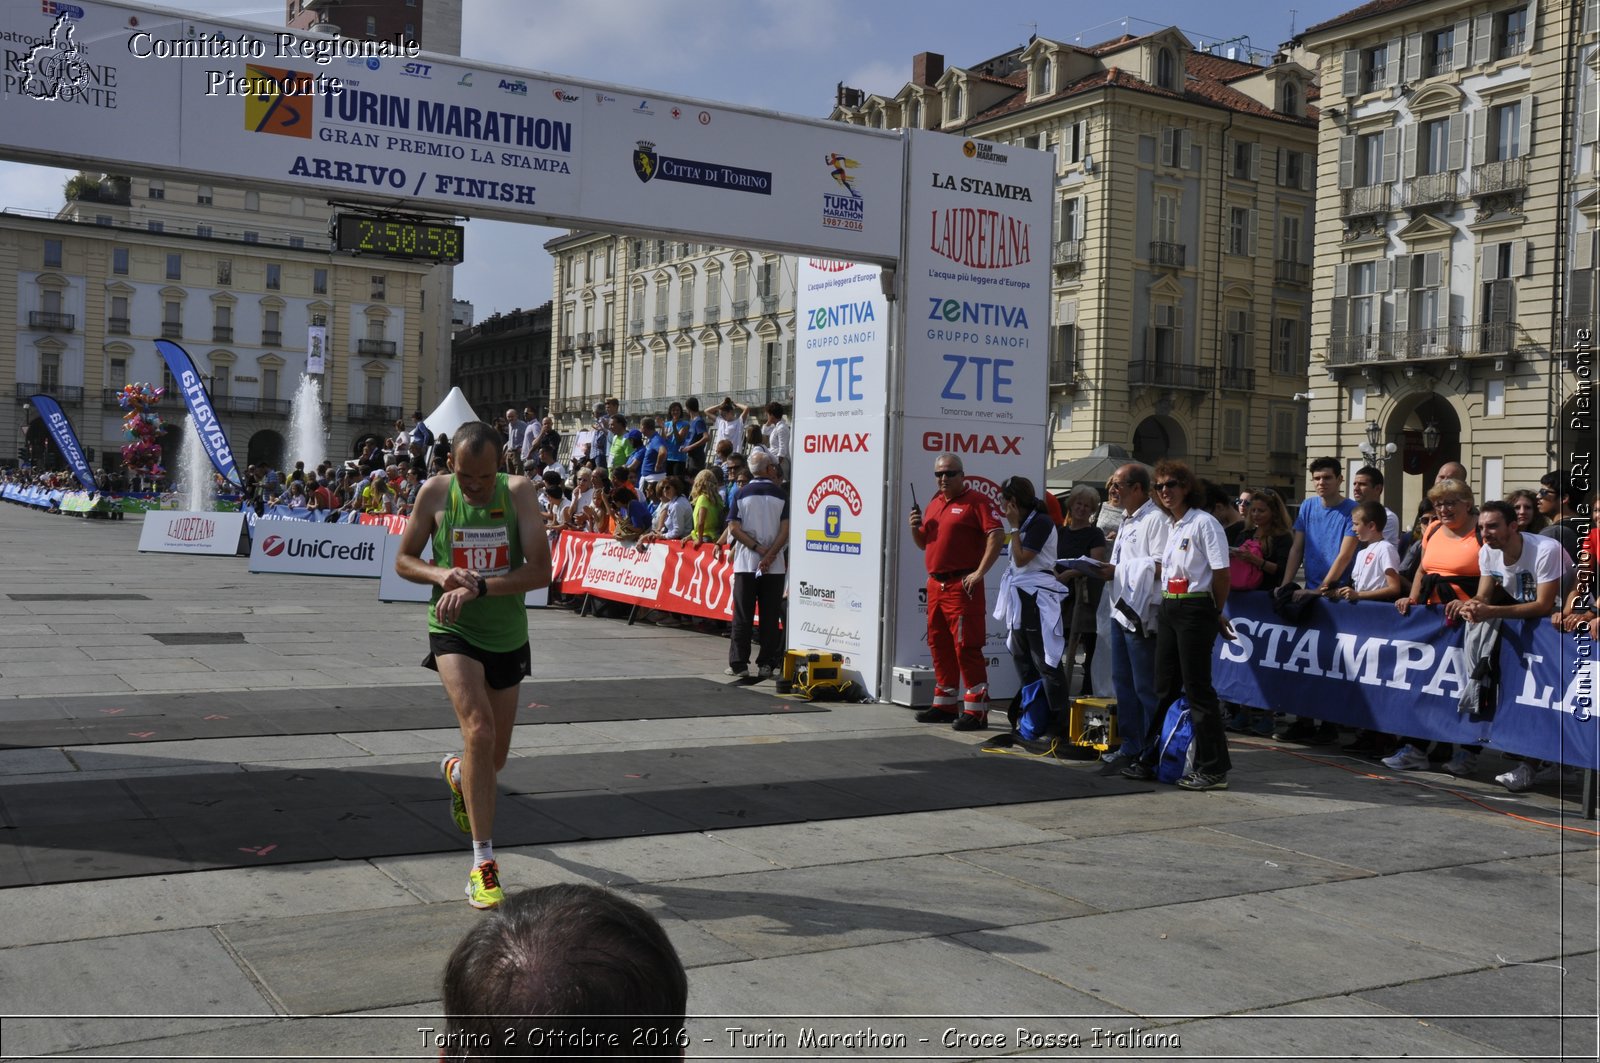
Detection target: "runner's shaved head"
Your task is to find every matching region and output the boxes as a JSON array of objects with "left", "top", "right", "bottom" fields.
[{"left": 451, "top": 421, "right": 501, "bottom": 459}]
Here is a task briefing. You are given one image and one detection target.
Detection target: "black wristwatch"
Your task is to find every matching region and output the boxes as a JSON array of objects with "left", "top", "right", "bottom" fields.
[{"left": 475, "top": 576, "right": 489, "bottom": 599}]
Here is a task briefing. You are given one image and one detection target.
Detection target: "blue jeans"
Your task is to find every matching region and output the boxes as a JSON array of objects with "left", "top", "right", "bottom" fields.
[{"left": 1109, "top": 622, "right": 1158, "bottom": 759}]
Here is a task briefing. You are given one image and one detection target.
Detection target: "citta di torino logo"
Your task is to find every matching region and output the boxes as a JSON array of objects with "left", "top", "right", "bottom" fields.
[{"left": 262, "top": 534, "right": 375, "bottom": 561}]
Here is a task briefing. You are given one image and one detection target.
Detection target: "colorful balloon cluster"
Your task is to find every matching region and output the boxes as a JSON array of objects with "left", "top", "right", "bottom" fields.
[{"left": 117, "top": 382, "right": 166, "bottom": 477}]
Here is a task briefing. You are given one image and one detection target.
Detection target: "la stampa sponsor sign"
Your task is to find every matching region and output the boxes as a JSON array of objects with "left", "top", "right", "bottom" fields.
[
  {"left": 248, "top": 519, "right": 386, "bottom": 578},
  {"left": 138, "top": 510, "right": 249, "bottom": 556}
]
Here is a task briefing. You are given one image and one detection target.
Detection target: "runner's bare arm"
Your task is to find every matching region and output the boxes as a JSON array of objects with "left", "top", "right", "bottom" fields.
[
  {"left": 395, "top": 477, "right": 472, "bottom": 590},
  {"left": 499, "top": 476, "right": 553, "bottom": 595}
]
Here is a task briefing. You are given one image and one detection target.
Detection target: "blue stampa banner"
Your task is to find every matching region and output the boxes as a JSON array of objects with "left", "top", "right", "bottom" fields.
[
  {"left": 28, "top": 394, "right": 99, "bottom": 494},
  {"left": 155, "top": 340, "right": 242, "bottom": 486},
  {"left": 1216, "top": 594, "right": 1597, "bottom": 770}
]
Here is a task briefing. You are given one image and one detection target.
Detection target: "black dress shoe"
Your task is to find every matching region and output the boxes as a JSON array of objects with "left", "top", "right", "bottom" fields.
[
  {"left": 915, "top": 707, "right": 959, "bottom": 724},
  {"left": 951, "top": 711, "right": 988, "bottom": 732},
  {"left": 1120, "top": 762, "right": 1155, "bottom": 781},
  {"left": 1274, "top": 718, "right": 1316, "bottom": 742}
]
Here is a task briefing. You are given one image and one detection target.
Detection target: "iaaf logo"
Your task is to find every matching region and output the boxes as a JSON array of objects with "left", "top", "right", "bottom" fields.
[
  {"left": 262, "top": 534, "right": 376, "bottom": 562},
  {"left": 806, "top": 474, "right": 863, "bottom": 516},
  {"left": 167, "top": 517, "right": 216, "bottom": 542},
  {"left": 807, "top": 259, "right": 852, "bottom": 272},
  {"left": 797, "top": 581, "right": 837, "bottom": 603},
  {"left": 803, "top": 432, "right": 869, "bottom": 454},
  {"left": 552, "top": 89, "right": 579, "bottom": 103},
  {"left": 922, "top": 431, "right": 1022, "bottom": 455}
]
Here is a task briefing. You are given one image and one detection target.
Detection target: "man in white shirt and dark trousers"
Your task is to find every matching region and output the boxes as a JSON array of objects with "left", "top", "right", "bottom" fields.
[
  {"left": 1097, "top": 464, "right": 1170, "bottom": 770},
  {"left": 725, "top": 451, "right": 789, "bottom": 679},
  {"left": 761, "top": 402, "right": 791, "bottom": 482}
]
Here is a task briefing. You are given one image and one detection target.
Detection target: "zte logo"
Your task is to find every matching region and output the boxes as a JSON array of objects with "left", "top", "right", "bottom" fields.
[{"left": 921, "top": 432, "right": 1021, "bottom": 455}]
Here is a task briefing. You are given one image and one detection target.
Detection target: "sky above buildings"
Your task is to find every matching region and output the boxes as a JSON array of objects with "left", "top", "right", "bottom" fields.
[{"left": 0, "top": 0, "right": 1349, "bottom": 319}]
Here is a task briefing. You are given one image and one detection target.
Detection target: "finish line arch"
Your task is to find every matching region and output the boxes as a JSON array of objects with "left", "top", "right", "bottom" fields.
[{"left": 0, "top": 0, "right": 1052, "bottom": 700}]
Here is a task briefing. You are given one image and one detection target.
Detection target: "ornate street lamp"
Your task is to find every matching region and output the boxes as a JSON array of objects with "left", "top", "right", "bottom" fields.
[{"left": 1422, "top": 420, "right": 1441, "bottom": 453}]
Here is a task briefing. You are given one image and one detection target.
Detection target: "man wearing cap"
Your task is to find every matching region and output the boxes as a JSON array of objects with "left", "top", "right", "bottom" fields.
[{"left": 359, "top": 470, "right": 397, "bottom": 515}]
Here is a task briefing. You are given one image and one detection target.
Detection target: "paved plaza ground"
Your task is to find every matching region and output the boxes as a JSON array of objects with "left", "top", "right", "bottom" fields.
[{"left": 0, "top": 502, "right": 1595, "bottom": 1061}]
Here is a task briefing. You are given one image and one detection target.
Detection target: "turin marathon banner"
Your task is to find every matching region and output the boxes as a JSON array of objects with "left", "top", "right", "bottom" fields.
[{"left": 156, "top": 341, "right": 242, "bottom": 487}]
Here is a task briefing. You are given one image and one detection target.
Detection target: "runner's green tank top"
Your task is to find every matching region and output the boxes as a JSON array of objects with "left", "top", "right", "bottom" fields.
[{"left": 428, "top": 473, "right": 527, "bottom": 652}]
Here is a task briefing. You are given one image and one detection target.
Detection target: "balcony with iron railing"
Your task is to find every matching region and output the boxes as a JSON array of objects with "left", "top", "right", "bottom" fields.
[
  {"left": 358, "top": 338, "right": 397, "bottom": 357},
  {"left": 704, "top": 306, "right": 721, "bottom": 324},
  {"left": 17, "top": 383, "right": 84, "bottom": 403},
  {"left": 596, "top": 329, "right": 613, "bottom": 347},
  {"left": 1054, "top": 240, "right": 1083, "bottom": 268},
  {"left": 761, "top": 295, "right": 780, "bottom": 314},
  {"left": 653, "top": 314, "right": 669, "bottom": 332},
  {"left": 1148, "top": 241, "right": 1186, "bottom": 269},
  {"left": 1219, "top": 365, "right": 1257, "bottom": 391},
  {"left": 576, "top": 331, "right": 593, "bottom": 348},
  {"left": 212, "top": 325, "right": 233, "bottom": 342},
  {"left": 1275, "top": 259, "right": 1311, "bottom": 286},
  {"left": 677, "top": 310, "right": 694, "bottom": 328},
  {"left": 108, "top": 316, "right": 131, "bottom": 335},
  {"left": 731, "top": 298, "right": 749, "bottom": 316},
  {"left": 1127, "top": 360, "right": 1214, "bottom": 390},
  {"left": 1325, "top": 334, "right": 1394, "bottom": 367},
  {"left": 1472, "top": 157, "right": 1528, "bottom": 198},
  {"left": 213, "top": 396, "right": 292, "bottom": 416},
  {"left": 628, "top": 319, "right": 644, "bottom": 336},
  {"left": 161, "top": 321, "right": 182, "bottom": 338},
  {"left": 262, "top": 330, "right": 282, "bottom": 347},
  {"left": 1341, "top": 184, "right": 1391, "bottom": 219},
  {"left": 29, "top": 311, "right": 75, "bottom": 332},
  {"left": 1048, "top": 354, "right": 1077, "bottom": 391},
  {"left": 1403, "top": 171, "right": 1458, "bottom": 209},
  {"left": 558, "top": 335, "right": 575, "bottom": 351},
  {"left": 347, "top": 403, "right": 403, "bottom": 422}
]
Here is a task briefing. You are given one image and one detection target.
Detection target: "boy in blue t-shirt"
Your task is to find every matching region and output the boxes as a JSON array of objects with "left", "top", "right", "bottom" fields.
[{"left": 1282, "top": 456, "right": 1359, "bottom": 594}]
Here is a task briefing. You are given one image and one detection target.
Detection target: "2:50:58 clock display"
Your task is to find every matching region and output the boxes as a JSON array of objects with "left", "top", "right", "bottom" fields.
[{"left": 332, "top": 215, "right": 465, "bottom": 264}]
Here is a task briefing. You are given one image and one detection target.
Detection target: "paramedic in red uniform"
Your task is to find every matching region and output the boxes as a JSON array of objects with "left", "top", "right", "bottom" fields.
[{"left": 908, "top": 452, "right": 1006, "bottom": 730}]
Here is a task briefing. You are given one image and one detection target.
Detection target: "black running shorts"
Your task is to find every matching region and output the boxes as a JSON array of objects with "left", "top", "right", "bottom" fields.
[{"left": 423, "top": 632, "right": 531, "bottom": 690}]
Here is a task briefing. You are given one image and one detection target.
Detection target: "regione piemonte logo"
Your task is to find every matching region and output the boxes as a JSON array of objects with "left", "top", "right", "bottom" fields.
[{"left": 21, "top": 13, "right": 88, "bottom": 101}]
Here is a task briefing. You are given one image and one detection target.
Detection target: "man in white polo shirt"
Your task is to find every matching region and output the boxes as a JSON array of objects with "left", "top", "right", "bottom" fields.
[{"left": 725, "top": 451, "right": 789, "bottom": 679}]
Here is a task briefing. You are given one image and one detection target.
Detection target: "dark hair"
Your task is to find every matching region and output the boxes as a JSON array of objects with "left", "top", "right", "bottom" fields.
[
  {"left": 610, "top": 487, "right": 636, "bottom": 506},
  {"left": 1478, "top": 499, "right": 1518, "bottom": 527},
  {"left": 1117, "top": 464, "right": 1151, "bottom": 493},
  {"left": 999, "top": 476, "right": 1045, "bottom": 516},
  {"left": 452, "top": 421, "right": 502, "bottom": 459},
  {"left": 1308, "top": 456, "right": 1342, "bottom": 477},
  {"left": 1541, "top": 470, "right": 1581, "bottom": 509},
  {"left": 1354, "top": 465, "right": 1384, "bottom": 488},
  {"left": 440, "top": 883, "right": 687, "bottom": 1062},
  {"left": 666, "top": 401, "right": 683, "bottom": 418},
  {"left": 1353, "top": 500, "right": 1387, "bottom": 531},
  {"left": 766, "top": 401, "right": 785, "bottom": 418},
  {"left": 1151, "top": 459, "right": 1204, "bottom": 510},
  {"left": 1202, "top": 480, "right": 1233, "bottom": 512},
  {"left": 685, "top": 396, "right": 701, "bottom": 413}
]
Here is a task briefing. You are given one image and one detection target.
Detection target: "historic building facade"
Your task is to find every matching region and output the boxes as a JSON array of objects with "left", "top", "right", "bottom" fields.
[
  {"left": 832, "top": 33, "right": 1320, "bottom": 493},
  {"left": 1299, "top": 0, "right": 1593, "bottom": 521}
]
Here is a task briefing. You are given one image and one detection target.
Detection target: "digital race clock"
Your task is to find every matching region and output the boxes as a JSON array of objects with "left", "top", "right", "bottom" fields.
[{"left": 332, "top": 214, "right": 465, "bottom": 264}]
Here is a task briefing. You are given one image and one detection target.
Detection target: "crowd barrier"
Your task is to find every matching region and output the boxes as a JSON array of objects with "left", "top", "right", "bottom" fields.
[
  {"left": 1, "top": 484, "right": 66, "bottom": 508},
  {"left": 1216, "top": 594, "right": 1597, "bottom": 770},
  {"left": 550, "top": 530, "right": 736, "bottom": 622}
]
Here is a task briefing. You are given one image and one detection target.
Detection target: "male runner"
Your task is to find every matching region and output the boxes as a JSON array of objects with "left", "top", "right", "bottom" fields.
[{"left": 396, "top": 421, "right": 552, "bottom": 909}]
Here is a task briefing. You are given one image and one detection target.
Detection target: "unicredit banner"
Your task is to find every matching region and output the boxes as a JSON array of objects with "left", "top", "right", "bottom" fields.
[
  {"left": 28, "top": 394, "right": 98, "bottom": 493},
  {"left": 248, "top": 519, "right": 385, "bottom": 577},
  {"left": 155, "top": 341, "right": 241, "bottom": 487},
  {"left": 138, "top": 510, "right": 248, "bottom": 556}
]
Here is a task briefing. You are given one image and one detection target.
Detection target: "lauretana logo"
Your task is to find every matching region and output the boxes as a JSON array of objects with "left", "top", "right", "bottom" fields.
[
  {"left": 807, "top": 259, "right": 852, "bottom": 272},
  {"left": 929, "top": 208, "right": 1030, "bottom": 269},
  {"left": 262, "top": 535, "right": 286, "bottom": 557}
]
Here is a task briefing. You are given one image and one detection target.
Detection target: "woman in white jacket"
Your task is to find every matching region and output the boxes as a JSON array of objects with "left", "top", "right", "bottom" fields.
[{"left": 994, "top": 477, "right": 1070, "bottom": 725}]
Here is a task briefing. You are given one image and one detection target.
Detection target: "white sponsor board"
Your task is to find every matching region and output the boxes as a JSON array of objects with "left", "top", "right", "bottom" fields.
[
  {"left": 249, "top": 518, "right": 386, "bottom": 577},
  {"left": 581, "top": 537, "right": 670, "bottom": 601},
  {"left": 789, "top": 259, "right": 890, "bottom": 686},
  {"left": 0, "top": 0, "right": 902, "bottom": 261},
  {"left": 888, "top": 130, "right": 1055, "bottom": 701},
  {"left": 377, "top": 532, "right": 548, "bottom": 606},
  {"left": 137, "top": 510, "right": 248, "bottom": 556}
]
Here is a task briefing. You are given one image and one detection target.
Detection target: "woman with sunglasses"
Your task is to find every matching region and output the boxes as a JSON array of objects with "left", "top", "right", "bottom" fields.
[
  {"left": 1126, "top": 460, "right": 1234, "bottom": 791},
  {"left": 1386, "top": 478, "right": 1482, "bottom": 774}
]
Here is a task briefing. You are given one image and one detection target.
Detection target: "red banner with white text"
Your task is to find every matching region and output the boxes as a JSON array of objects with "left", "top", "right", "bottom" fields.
[{"left": 550, "top": 531, "right": 736, "bottom": 621}]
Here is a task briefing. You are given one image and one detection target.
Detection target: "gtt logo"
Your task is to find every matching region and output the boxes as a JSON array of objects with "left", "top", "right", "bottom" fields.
[{"left": 262, "top": 535, "right": 286, "bottom": 557}]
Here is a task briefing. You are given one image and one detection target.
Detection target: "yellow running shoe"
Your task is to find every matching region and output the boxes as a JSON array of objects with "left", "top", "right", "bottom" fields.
[
  {"left": 439, "top": 754, "right": 470, "bottom": 834},
  {"left": 466, "top": 860, "right": 503, "bottom": 909}
]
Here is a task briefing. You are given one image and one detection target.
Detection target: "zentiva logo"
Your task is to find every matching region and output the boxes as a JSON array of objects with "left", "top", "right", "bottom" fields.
[{"left": 262, "top": 535, "right": 287, "bottom": 557}]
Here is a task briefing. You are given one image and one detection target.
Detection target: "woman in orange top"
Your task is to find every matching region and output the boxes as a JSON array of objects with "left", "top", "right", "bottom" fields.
[{"left": 1394, "top": 479, "right": 1479, "bottom": 614}]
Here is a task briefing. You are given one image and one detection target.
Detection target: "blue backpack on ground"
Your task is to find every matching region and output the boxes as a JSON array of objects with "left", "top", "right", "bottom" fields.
[
  {"left": 1014, "top": 679, "right": 1052, "bottom": 741},
  {"left": 1155, "top": 698, "right": 1195, "bottom": 784}
]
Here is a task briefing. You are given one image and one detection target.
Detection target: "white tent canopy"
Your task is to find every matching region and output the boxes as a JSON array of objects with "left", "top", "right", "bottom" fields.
[{"left": 422, "top": 387, "right": 482, "bottom": 441}]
